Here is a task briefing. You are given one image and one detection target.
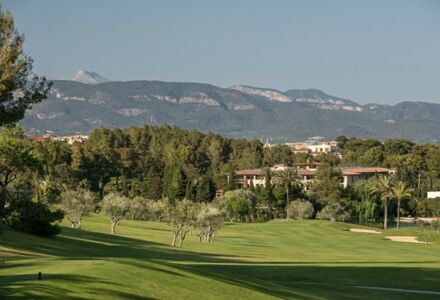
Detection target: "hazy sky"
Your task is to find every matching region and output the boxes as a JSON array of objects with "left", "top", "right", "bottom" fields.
[{"left": 3, "top": 0, "right": 440, "bottom": 104}]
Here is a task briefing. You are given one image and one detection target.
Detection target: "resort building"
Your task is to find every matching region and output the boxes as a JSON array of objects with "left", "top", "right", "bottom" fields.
[
  {"left": 427, "top": 191, "right": 440, "bottom": 199},
  {"left": 235, "top": 164, "right": 395, "bottom": 189}
]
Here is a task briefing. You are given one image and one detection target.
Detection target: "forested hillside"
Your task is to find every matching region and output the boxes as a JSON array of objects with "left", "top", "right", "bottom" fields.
[{"left": 21, "top": 79, "right": 440, "bottom": 142}]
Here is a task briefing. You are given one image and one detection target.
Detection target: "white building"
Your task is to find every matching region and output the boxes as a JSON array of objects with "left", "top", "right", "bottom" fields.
[{"left": 427, "top": 191, "right": 440, "bottom": 199}]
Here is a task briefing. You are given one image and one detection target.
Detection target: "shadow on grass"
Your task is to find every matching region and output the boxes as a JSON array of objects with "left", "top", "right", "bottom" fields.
[
  {"left": 170, "top": 263, "right": 440, "bottom": 300},
  {"left": 2, "top": 226, "right": 440, "bottom": 299},
  {"left": 0, "top": 226, "right": 241, "bottom": 263},
  {"left": 0, "top": 273, "right": 154, "bottom": 299}
]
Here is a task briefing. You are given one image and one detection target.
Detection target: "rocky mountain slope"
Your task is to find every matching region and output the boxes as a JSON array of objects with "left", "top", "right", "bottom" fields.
[{"left": 22, "top": 74, "right": 440, "bottom": 142}]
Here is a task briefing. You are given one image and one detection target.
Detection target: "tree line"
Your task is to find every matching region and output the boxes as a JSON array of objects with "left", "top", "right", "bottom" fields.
[{"left": 1, "top": 6, "right": 440, "bottom": 242}]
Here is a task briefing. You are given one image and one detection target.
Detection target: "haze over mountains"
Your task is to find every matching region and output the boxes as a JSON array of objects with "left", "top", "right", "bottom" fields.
[{"left": 22, "top": 71, "right": 440, "bottom": 143}]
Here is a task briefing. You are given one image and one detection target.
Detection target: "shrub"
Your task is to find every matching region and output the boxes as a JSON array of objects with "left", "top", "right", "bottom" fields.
[
  {"left": 3, "top": 201, "right": 64, "bottom": 237},
  {"left": 288, "top": 200, "right": 314, "bottom": 220},
  {"left": 316, "top": 203, "right": 350, "bottom": 222},
  {"left": 220, "top": 189, "right": 256, "bottom": 222}
]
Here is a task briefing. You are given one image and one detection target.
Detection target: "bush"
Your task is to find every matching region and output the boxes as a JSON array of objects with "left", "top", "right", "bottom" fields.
[
  {"left": 316, "top": 203, "right": 350, "bottom": 222},
  {"left": 219, "top": 189, "right": 256, "bottom": 222},
  {"left": 3, "top": 201, "right": 64, "bottom": 237},
  {"left": 288, "top": 200, "right": 314, "bottom": 220}
]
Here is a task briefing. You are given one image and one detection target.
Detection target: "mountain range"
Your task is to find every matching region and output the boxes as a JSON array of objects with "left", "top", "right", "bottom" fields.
[{"left": 22, "top": 71, "right": 440, "bottom": 143}]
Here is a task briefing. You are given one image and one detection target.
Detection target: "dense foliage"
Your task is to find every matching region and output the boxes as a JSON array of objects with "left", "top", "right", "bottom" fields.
[
  {"left": 0, "top": 8, "right": 51, "bottom": 126},
  {"left": 1, "top": 124, "right": 440, "bottom": 237}
]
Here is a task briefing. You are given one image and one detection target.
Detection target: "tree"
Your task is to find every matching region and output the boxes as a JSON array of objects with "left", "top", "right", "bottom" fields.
[
  {"left": 167, "top": 199, "right": 198, "bottom": 247},
  {"left": 163, "top": 165, "right": 186, "bottom": 201},
  {"left": 221, "top": 189, "right": 256, "bottom": 222},
  {"left": 126, "top": 196, "right": 150, "bottom": 221},
  {"left": 309, "top": 163, "right": 343, "bottom": 208},
  {"left": 3, "top": 200, "right": 63, "bottom": 237},
  {"left": 0, "top": 127, "right": 41, "bottom": 214},
  {"left": 373, "top": 175, "right": 394, "bottom": 229},
  {"left": 0, "top": 8, "right": 51, "bottom": 125},
  {"left": 102, "top": 193, "right": 129, "bottom": 234},
  {"left": 273, "top": 167, "right": 299, "bottom": 219},
  {"left": 352, "top": 179, "right": 381, "bottom": 225},
  {"left": 288, "top": 200, "right": 314, "bottom": 220},
  {"left": 147, "top": 198, "right": 167, "bottom": 222},
  {"left": 59, "top": 188, "right": 95, "bottom": 229},
  {"left": 316, "top": 203, "right": 350, "bottom": 222},
  {"left": 391, "top": 181, "right": 413, "bottom": 230},
  {"left": 194, "top": 175, "right": 215, "bottom": 202},
  {"left": 417, "top": 198, "right": 440, "bottom": 233},
  {"left": 196, "top": 203, "right": 226, "bottom": 242}
]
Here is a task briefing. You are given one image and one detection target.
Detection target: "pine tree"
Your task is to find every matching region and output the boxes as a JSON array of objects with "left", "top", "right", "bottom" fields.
[{"left": 1, "top": 8, "right": 51, "bottom": 125}]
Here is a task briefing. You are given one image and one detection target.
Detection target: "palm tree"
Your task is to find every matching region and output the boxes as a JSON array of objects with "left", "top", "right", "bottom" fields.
[
  {"left": 391, "top": 181, "right": 413, "bottom": 230},
  {"left": 373, "top": 175, "right": 394, "bottom": 229},
  {"left": 273, "top": 167, "right": 299, "bottom": 220}
]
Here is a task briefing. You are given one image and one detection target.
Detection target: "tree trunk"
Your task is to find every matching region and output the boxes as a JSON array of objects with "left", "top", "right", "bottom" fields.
[
  {"left": 111, "top": 220, "right": 117, "bottom": 234},
  {"left": 171, "top": 233, "right": 178, "bottom": 247},
  {"left": 383, "top": 198, "right": 388, "bottom": 229},
  {"left": 286, "top": 183, "right": 290, "bottom": 220},
  {"left": 77, "top": 220, "right": 82, "bottom": 230},
  {"left": 396, "top": 200, "right": 401, "bottom": 230}
]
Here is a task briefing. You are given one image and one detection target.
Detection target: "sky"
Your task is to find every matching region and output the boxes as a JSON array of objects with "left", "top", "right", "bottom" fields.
[{"left": 3, "top": 0, "right": 440, "bottom": 104}]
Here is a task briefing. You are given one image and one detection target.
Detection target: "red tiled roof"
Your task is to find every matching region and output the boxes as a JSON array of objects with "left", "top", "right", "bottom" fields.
[
  {"left": 340, "top": 167, "right": 392, "bottom": 174},
  {"left": 298, "top": 169, "right": 317, "bottom": 176},
  {"left": 294, "top": 162, "right": 322, "bottom": 167},
  {"left": 235, "top": 169, "right": 265, "bottom": 176}
]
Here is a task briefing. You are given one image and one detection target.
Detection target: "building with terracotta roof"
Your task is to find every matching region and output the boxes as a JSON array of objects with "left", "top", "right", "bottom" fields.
[{"left": 234, "top": 164, "right": 395, "bottom": 189}]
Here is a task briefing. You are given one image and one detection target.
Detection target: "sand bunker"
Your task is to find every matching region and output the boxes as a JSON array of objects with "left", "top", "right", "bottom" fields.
[
  {"left": 385, "top": 236, "right": 427, "bottom": 244},
  {"left": 349, "top": 228, "right": 381, "bottom": 234}
]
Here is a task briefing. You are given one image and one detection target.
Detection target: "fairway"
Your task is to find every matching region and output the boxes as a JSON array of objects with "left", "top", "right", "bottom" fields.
[{"left": 1, "top": 215, "right": 440, "bottom": 299}]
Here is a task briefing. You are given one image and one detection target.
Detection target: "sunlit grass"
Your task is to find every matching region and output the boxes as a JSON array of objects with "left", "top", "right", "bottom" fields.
[{"left": 1, "top": 214, "right": 440, "bottom": 299}]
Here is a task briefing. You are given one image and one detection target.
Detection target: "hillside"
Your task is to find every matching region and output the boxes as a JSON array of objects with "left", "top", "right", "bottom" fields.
[
  {"left": 1, "top": 215, "right": 440, "bottom": 299},
  {"left": 21, "top": 76, "right": 440, "bottom": 142}
]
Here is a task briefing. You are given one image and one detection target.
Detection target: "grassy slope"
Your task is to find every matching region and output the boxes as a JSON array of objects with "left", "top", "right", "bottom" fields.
[{"left": 1, "top": 215, "right": 440, "bottom": 299}]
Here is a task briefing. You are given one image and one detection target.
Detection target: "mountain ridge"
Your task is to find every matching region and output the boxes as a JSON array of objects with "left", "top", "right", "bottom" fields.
[{"left": 21, "top": 77, "right": 440, "bottom": 143}]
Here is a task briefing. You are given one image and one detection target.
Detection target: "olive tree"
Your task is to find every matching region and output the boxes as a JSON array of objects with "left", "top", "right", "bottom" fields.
[
  {"left": 196, "top": 203, "right": 226, "bottom": 242},
  {"left": 316, "top": 203, "right": 350, "bottom": 222},
  {"left": 288, "top": 200, "right": 314, "bottom": 220},
  {"left": 127, "top": 196, "right": 149, "bottom": 221},
  {"left": 59, "top": 188, "right": 95, "bottom": 229},
  {"left": 167, "top": 199, "right": 198, "bottom": 247},
  {"left": 102, "top": 193, "right": 129, "bottom": 234},
  {"left": 147, "top": 198, "right": 168, "bottom": 222}
]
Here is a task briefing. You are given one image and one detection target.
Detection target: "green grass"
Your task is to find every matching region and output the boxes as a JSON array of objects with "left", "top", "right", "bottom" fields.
[{"left": 1, "top": 215, "right": 440, "bottom": 299}]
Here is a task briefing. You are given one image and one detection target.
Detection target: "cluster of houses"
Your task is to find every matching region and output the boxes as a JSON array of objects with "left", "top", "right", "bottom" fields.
[
  {"left": 34, "top": 134, "right": 89, "bottom": 144},
  {"left": 234, "top": 162, "right": 396, "bottom": 190},
  {"left": 264, "top": 137, "right": 341, "bottom": 157}
]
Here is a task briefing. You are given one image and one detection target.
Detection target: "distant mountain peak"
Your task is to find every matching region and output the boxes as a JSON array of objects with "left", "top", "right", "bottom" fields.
[{"left": 72, "top": 70, "right": 109, "bottom": 84}]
